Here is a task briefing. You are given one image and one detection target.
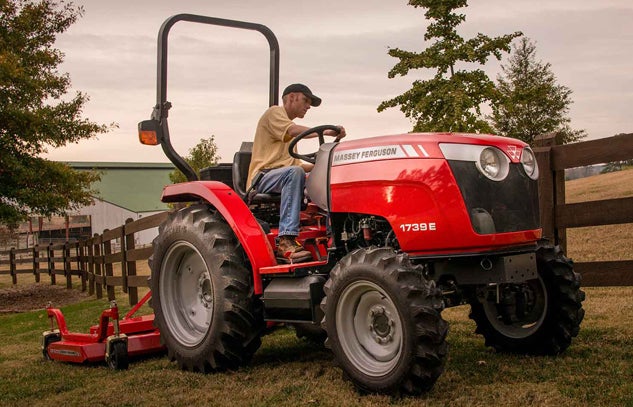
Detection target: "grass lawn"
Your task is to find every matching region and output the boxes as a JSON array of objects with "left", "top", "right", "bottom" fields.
[{"left": 1, "top": 280, "right": 632, "bottom": 407}]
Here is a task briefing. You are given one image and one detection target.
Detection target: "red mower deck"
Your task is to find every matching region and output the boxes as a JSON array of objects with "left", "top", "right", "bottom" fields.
[{"left": 41, "top": 291, "right": 164, "bottom": 369}]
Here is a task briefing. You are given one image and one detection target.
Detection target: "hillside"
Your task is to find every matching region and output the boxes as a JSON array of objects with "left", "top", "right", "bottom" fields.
[
  {"left": 565, "top": 168, "right": 633, "bottom": 262},
  {"left": 566, "top": 167, "right": 633, "bottom": 203}
]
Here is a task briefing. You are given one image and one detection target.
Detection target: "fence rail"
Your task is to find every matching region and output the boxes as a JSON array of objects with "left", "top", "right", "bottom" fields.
[
  {"left": 1, "top": 133, "right": 633, "bottom": 304},
  {"left": 0, "top": 212, "right": 168, "bottom": 305},
  {"left": 535, "top": 132, "right": 633, "bottom": 286}
]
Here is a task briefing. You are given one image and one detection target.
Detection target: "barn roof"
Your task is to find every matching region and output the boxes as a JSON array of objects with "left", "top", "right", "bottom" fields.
[{"left": 66, "top": 162, "right": 175, "bottom": 213}]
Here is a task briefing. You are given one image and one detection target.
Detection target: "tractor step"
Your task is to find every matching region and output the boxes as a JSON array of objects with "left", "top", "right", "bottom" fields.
[{"left": 262, "top": 275, "right": 326, "bottom": 323}]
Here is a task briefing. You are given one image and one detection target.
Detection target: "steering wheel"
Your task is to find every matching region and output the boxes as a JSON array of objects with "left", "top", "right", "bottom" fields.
[{"left": 288, "top": 124, "right": 342, "bottom": 164}]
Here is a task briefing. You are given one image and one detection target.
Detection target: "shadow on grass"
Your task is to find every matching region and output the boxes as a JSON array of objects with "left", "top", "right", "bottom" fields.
[
  {"left": 252, "top": 327, "right": 334, "bottom": 367},
  {"left": 439, "top": 322, "right": 632, "bottom": 395}
]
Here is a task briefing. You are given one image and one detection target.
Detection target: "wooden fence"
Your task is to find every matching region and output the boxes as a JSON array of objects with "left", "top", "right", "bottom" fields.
[
  {"left": 535, "top": 132, "right": 633, "bottom": 286},
  {"left": 0, "top": 212, "right": 168, "bottom": 306},
  {"left": 1, "top": 133, "right": 632, "bottom": 304}
]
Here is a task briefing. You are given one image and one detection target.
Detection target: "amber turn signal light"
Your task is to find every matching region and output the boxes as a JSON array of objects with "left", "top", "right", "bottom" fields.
[
  {"left": 139, "top": 130, "right": 159, "bottom": 145},
  {"left": 138, "top": 120, "right": 161, "bottom": 145}
]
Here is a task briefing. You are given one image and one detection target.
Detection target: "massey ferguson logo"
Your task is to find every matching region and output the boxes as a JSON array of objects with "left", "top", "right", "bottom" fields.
[{"left": 506, "top": 145, "right": 521, "bottom": 161}]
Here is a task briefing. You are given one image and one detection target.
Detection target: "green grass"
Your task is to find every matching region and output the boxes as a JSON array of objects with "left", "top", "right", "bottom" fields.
[{"left": 2, "top": 286, "right": 632, "bottom": 406}]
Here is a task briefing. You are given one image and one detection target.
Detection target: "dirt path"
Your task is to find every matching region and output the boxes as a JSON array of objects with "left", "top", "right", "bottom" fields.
[{"left": 0, "top": 284, "right": 89, "bottom": 314}]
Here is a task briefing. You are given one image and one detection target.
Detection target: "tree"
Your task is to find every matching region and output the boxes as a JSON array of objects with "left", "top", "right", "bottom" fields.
[
  {"left": 378, "top": 0, "right": 521, "bottom": 133},
  {"left": 490, "top": 37, "right": 586, "bottom": 145},
  {"left": 169, "top": 136, "right": 221, "bottom": 184},
  {"left": 601, "top": 159, "right": 633, "bottom": 174},
  {"left": 0, "top": 0, "right": 109, "bottom": 227}
]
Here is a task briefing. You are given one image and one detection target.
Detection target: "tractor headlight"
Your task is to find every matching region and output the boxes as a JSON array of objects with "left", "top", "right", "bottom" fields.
[
  {"left": 520, "top": 147, "right": 539, "bottom": 180},
  {"left": 439, "top": 143, "right": 510, "bottom": 181},
  {"left": 477, "top": 147, "right": 508, "bottom": 181}
]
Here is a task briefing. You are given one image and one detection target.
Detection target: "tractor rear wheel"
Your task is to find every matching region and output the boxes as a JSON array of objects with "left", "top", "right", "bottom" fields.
[
  {"left": 321, "top": 247, "right": 448, "bottom": 395},
  {"left": 150, "top": 204, "right": 262, "bottom": 372},
  {"left": 469, "top": 245, "right": 585, "bottom": 355}
]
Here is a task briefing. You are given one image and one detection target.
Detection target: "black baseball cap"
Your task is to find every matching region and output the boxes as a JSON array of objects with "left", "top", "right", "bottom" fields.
[{"left": 282, "top": 83, "right": 322, "bottom": 107}]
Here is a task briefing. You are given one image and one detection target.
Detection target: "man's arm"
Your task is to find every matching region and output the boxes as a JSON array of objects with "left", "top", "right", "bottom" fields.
[
  {"left": 287, "top": 123, "right": 312, "bottom": 138},
  {"left": 287, "top": 124, "right": 347, "bottom": 139}
]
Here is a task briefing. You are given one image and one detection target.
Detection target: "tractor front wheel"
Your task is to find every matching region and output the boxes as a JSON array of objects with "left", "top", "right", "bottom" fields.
[
  {"left": 321, "top": 247, "right": 448, "bottom": 395},
  {"left": 469, "top": 245, "right": 585, "bottom": 355},
  {"left": 150, "top": 205, "right": 262, "bottom": 372}
]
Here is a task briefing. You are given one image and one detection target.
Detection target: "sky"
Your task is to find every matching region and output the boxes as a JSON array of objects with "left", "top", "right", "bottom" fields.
[{"left": 45, "top": 0, "right": 633, "bottom": 164}]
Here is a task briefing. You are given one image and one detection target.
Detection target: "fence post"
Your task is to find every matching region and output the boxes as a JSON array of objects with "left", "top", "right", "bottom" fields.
[
  {"left": 553, "top": 158, "right": 567, "bottom": 253},
  {"left": 33, "top": 245, "right": 40, "bottom": 283},
  {"left": 534, "top": 133, "right": 557, "bottom": 243},
  {"left": 103, "top": 230, "right": 115, "bottom": 301},
  {"left": 64, "top": 242, "right": 72, "bottom": 289},
  {"left": 78, "top": 241, "right": 87, "bottom": 292},
  {"left": 48, "top": 243, "right": 56, "bottom": 285},
  {"left": 94, "top": 233, "right": 103, "bottom": 299},
  {"left": 120, "top": 224, "right": 128, "bottom": 294},
  {"left": 9, "top": 247, "right": 17, "bottom": 285},
  {"left": 125, "top": 218, "right": 138, "bottom": 306},
  {"left": 88, "top": 237, "right": 95, "bottom": 296}
]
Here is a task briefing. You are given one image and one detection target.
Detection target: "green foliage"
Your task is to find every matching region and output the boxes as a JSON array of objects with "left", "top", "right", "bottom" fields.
[
  {"left": 0, "top": 0, "right": 109, "bottom": 226},
  {"left": 378, "top": 0, "right": 521, "bottom": 133},
  {"left": 601, "top": 159, "right": 633, "bottom": 174},
  {"left": 169, "top": 136, "right": 220, "bottom": 184},
  {"left": 490, "top": 37, "right": 586, "bottom": 145}
]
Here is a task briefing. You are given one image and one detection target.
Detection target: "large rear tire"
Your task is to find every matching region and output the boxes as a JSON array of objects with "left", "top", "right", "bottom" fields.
[
  {"left": 321, "top": 247, "right": 448, "bottom": 395},
  {"left": 469, "top": 245, "right": 585, "bottom": 355},
  {"left": 150, "top": 204, "right": 262, "bottom": 372}
]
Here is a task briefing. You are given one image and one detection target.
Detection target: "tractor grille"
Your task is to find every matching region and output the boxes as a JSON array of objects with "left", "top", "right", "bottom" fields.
[{"left": 447, "top": 161, "right": 540, "bottom": 234}]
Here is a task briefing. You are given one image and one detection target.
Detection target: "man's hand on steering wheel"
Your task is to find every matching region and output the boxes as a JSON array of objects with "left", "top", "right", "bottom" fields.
[
  {"left": 288, "top": 124, "right": 346, "bottom": 164},
  {"left": 326, "top": 125, "right": 346, "bottom": 141}
]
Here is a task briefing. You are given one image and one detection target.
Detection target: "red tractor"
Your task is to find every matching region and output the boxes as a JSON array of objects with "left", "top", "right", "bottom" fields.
[{"left": 138, "top": 14, "right": 585, "bottom": 395}]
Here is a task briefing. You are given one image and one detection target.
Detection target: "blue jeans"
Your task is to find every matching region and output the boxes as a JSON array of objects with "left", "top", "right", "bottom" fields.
[{"left": 256, "top": 166, "right": 305, "bottom": 236}]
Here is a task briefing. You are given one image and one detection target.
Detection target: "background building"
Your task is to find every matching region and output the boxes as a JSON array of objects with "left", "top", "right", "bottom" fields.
[
  {"left": 69, "top": 162, "right": 175, "bottom": 246},
  {"left": 1, "top": 162, "right": 175, "bottom": 250}
]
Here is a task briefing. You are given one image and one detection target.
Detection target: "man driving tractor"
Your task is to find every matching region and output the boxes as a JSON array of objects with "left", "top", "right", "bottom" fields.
[{"left": 247, "top": 83, "right": 346, "bottom": 263}]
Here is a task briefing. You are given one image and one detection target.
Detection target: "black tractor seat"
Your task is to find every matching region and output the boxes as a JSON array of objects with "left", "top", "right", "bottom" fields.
[{"left": 232, "top": 142, "right": 281, "bottom": 204}]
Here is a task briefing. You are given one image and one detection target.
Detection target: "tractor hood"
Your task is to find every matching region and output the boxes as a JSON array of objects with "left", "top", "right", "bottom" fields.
[
  {"left": 331, "top": 133, "right": 530, "bottom": 166},
  {"left": 323, "top": 132, "right": 541, "bottom": 256}
]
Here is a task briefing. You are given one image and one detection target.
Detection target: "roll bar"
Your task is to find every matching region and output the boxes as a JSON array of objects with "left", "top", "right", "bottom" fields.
[{"left": 141, "top": 14, "right": 280, "bottom": 181}]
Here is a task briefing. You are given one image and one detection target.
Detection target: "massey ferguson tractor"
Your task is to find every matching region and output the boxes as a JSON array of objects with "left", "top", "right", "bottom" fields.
[{"left": 138, "top": 14, "right": 585, "bottom": 395}]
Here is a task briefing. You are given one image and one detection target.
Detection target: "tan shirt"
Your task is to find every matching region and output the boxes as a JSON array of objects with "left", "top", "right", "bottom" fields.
[{"left": 247, "top": 106, "right": 302, "bottom": 188}]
